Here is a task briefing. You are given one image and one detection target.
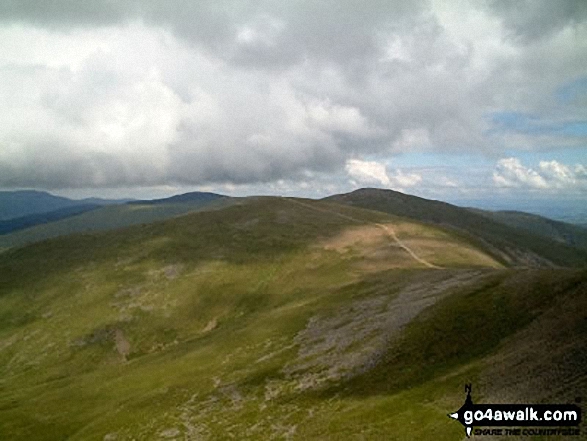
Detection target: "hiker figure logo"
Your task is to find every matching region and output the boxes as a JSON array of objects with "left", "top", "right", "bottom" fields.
[{"left": 448, "top": 384, "right": 582, "bottom": 437}]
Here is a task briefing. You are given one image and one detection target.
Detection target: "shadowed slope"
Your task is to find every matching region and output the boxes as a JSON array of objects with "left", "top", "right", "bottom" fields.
[{"left": 471, "top": 209, "right": 587, "bottom": 251}]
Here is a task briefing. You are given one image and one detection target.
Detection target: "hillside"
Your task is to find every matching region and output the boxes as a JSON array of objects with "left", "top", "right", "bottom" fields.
[
  {"left": 0, "top": 197, "right": 585, "bottom": 440},
  {"left": 325, "top": 188, "right": 587, "bottom": 267}
]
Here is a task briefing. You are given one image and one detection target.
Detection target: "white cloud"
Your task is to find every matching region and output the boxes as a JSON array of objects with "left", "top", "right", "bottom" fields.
[
  {"left": 493, "top": 157, "right": 587, "bottom": 191},
  {"left": 439, "top": 176, "right": 458, "bottom": 188},
  {"left": 346, "top": 159, "right": 391, "bottom": 187},
  {"left": 306, "top": 100, "right": 380, "bottom": 137},
  {"left": 393, "top": 169, "right": 423, "bottom": 187},
  {"left": 345, "top": 159, "right": 421, "bottom": 191}
]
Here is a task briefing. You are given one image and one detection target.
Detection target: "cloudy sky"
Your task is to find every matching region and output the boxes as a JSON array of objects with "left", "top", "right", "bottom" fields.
[{"left": 0, "top": 0, "right": 586, "bottom": 206}]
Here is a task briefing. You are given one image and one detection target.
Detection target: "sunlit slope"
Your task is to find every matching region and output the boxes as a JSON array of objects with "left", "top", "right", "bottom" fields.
[
  {"left": 326, "top": 188, "right": 587, "bottom": 267},
  {"left": 0, "top": 197, "right": 584, "bottom": 440},
  {"left": 0, "top": 197, "right": 232, "bottom": 251}
]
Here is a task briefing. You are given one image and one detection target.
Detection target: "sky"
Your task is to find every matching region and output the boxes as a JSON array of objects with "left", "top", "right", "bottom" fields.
[{"left": 0, "top": 0, "right": 586, "bottom": 207}]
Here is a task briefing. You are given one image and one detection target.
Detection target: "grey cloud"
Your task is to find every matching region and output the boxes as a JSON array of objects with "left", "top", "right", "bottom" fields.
[
  {"left": 489, "top": 0, "right": 587, "bottom": 42},
  {"left": 0, "top": 147, "right": 148, "bottom": 189},
  {"left": 0, "top": 1, "right": 586, "bottom": 190},
  {"left": 0, "top": 0, "right": 135, "bottom": 27},
  {"left": 0, "top": 0, "right": 426, "bottom": 71}
]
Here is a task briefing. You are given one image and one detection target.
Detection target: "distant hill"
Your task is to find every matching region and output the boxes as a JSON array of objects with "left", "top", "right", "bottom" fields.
[
  {"left": 128, "top": 191, "right": 225, "bottom": 205},
  {"left": 79, "top": 197, "right": 135, "bottom": 205},
  {"left": 0, "top": 190, "right": 81, "bottom": 220},
  {"left": 0, "top": 197, "right": 234, "bottom": 250},
  {"left": 0, "top": 204, "right": 101, "bottom": 235},
  {"left": 470, "top": 209, "right": 587, "bottom": 251},
  {"left": 325, "top": 188, "right": 587, "bottom": 267},
  {"left": 0, "top": 190, "right": 129, "bottom": 221}
]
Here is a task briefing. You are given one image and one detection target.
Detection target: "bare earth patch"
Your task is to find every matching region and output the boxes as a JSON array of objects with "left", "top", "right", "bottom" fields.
[
  {"left": 148, "top": 264, "right": 185, "bottom": 281},
  {"left": 201, "top": 318, "right": 218, "bottom": 333},
  {"left": 114, "top": 329, "right": 131, "bottom": 361},
  {"left": 319, "top": 223, "right": 438, "bottom": 271}
]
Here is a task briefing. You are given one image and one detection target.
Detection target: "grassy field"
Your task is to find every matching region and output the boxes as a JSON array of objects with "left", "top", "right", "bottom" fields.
[{"left": 0, "top": 197, "right": 585, "bottom": 440}]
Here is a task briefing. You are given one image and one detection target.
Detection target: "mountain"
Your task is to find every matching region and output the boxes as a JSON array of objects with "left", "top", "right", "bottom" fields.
[
  {"left": 79, "top": 197, "right": 135, "bottom": 205},
  {"left": 0, "top": 190, "right": 130, "bottom": 221},
  {"left": 0, "top": 196, "right": 585, "bottom": 440},
  {"left": 128, "top": 191, "right": 225, "bottom": 205},
  {"left": 0, "top": 190, "right": 82, "bottom": 220},
  {"left": 0, "top": 204, "right": 101, "bottom": 235},
  {"left": 325, "top": 188, "right": 587, "bottom": 267}
]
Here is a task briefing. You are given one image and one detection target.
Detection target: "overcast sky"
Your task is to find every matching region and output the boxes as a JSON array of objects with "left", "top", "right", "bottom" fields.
[{"left": 0, "top": 0, "right": 586, "bottom": 203}]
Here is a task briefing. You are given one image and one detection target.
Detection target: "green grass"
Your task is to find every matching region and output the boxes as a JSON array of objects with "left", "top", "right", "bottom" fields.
[{"left": 0, "top": 197, "right": 585, "bottom": 440}]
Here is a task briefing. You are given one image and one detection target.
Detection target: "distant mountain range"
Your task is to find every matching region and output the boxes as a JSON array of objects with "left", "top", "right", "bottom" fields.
[
  {"left": 0, "top": 204, "right": 101, "bottom": 235},
  {"left": 128, "top": 191, "right": 224, "bottom": 206},
  {"left": 0, "top": 191, "right": 232, "bottom": 249},
  {"left": 0, "top": 191, "right": 226, "bottom": 240},
  {"left": 450, "top": 197, "right": 587, "bottom": 226},
  {"left": 0, "top": 188, "right": 585, "bottom": 267},
  {"left": 0, "top": 190, "right": 130, "bottom": 221}
]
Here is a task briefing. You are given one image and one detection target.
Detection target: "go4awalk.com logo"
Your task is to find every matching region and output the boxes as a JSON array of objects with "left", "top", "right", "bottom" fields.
[{"left": 448, "top": 385, "right": 582, "bottom": 437}]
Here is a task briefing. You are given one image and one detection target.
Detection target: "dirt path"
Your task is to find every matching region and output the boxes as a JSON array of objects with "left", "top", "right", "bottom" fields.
[
  {"left": 287, "top": 199, "right": 441, "bottom": 269},
  {"left": 114, "top": 329, "right": 131, "bottom": 361},
  {"left": 375, "top": 223, "right": 441, "bottom": 269}
]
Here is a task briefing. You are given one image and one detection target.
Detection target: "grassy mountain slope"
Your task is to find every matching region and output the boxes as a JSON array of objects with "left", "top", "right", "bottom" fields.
[
  {"left": 0, "top": 197, "right": 585, "bottom": 440},
  {"left": 325, "top": 188, "right": 587, "bottom": 267},
  {"left": 471, "top": 209, "right": 587, "bottom": 251},
  {"left": 0, "top": 198, "right": 233, "bottom": 251}
]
